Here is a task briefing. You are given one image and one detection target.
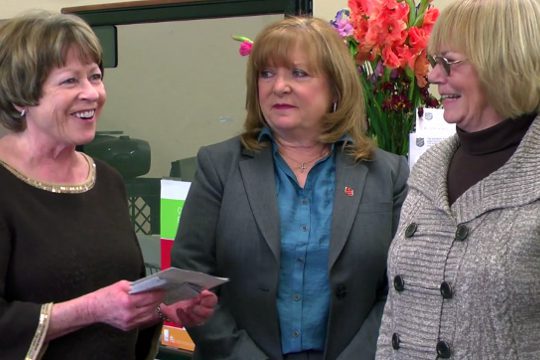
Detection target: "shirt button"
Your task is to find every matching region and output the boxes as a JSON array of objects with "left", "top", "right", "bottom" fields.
[
  {"left": 293, "top": 330, "right": 300, "bottom": 338},
  {"left": 393, "top": 275, "right": 405, "bottom": 292},
  {"left": 335, "top": 284, "right": 347, "bottom": 299},
  {"left": 440, "top": 281, "right": 453, "bottom": 299},
  {"left": 302, "top": 225, "right": 308, "bottom": 232},
  {"left": 405, "top": 223, "right": 418, "bottom": 238},
  {"left": 392, "top": 333, "right": 400, "bottom": 350},
  {"left": 293, "top": 294, "right": 301, "bottom": 301},
  {"left": 455, "top": 224, "right": 469, "bottom": 241},
  {"left": 436, "top": 340, "right": 451, "bottom": 358}
]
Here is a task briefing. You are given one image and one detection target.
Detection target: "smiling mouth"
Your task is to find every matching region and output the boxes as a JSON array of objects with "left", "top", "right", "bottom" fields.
[
  {"left": 440, "top": 94, "right": 460, "bottom": 101},
  {"left": 73, "top": 110, "right": 95, "bottom": 120}
]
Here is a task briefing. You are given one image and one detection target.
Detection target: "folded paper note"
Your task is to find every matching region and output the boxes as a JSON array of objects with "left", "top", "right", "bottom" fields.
[{"left": 130, "top": 267, "right": 228, "bottom": 304}]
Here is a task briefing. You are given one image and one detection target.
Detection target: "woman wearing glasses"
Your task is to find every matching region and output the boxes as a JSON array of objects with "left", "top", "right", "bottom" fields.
[{"left": 376, "top": 0, "right": 540, "bottom": 358}]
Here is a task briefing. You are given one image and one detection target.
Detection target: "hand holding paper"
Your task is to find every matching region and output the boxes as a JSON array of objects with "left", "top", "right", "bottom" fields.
[{"left": 160, "top": 289, "right": 218, "bottom": 327}]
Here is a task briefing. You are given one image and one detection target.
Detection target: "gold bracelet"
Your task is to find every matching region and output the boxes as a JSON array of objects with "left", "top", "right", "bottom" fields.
[{"left": 156, "top": 305, "right": 169, "bottom": 322}]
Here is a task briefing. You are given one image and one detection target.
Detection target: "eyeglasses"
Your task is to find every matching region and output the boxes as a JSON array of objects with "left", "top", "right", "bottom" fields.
[{"left": 427, "top": 55, "right": 466, "bottom": 76}]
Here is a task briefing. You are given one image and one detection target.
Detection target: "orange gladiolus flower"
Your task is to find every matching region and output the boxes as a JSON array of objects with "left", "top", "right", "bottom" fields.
[
  {"left": 413, "top": 50, "right": 430, "bottom": 88},
  {"left": 421, "top": 7, "right": 440, "bottom": 32},
  {"left": 408, "top": 27, "right": 429, "bottom": 53},
  {"left": 330, "top": 0, "right": 441, "bottom": 154}
]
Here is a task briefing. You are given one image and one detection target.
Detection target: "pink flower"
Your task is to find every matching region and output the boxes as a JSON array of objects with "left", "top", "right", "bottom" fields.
[
  {"left": 239, "top": 41, "right": 253, "bottom": 56},
  {"left": 232, "top": 35, "right": 254, "bottom": 56}
]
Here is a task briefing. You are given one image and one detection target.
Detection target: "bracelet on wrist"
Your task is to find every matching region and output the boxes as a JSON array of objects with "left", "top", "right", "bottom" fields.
[{"left": 156, "top": 305, "right": 170, "bottom": 322}]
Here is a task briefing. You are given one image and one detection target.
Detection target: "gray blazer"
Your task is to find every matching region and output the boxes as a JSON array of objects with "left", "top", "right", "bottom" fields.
[{"left": 172, "top": 136, "right": 409, "bottom": 360}]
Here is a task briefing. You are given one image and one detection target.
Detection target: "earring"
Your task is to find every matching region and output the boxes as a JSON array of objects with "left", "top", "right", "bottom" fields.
[
  {"left": 332, "top": 102, "right": 337, "bottom": 113},
  {"left": 20, "top": 109, "right": 26, "bottom": 117}
]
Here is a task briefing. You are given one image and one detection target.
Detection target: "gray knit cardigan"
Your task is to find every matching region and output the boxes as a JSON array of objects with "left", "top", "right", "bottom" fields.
[{"left": 376, "top": 115, "right": 540, "bottom": 359}]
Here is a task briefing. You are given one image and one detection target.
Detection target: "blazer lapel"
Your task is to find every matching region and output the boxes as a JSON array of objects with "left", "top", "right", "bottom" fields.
[
  {"left": 239, "top": 146, "right": 281, "bottom": 262},
  {"left": 329, "top": 151, "right": 368, "bottom": 269}
]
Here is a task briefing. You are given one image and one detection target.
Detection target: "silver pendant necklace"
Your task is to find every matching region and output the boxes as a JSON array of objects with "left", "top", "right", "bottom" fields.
[{"left": 278, "top": 147, "right": 329, "bottom": 173}]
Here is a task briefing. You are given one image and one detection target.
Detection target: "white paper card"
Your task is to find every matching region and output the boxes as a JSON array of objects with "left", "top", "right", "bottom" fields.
[
  {"left": 130, "top": 267, "right": 229, "bottom": 304},
  {"left": 161, "top": 179, "right": 191, "bottom": 200},
  {"left": 409, "top": 133, "right": 455, "bottom": 170},
  {"left": 415, "top": 108, "right": 455, "bottom": 137}
]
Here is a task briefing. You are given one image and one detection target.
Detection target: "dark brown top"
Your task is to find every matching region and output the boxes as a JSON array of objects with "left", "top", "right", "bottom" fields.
[{"left": 447, "top": 113, "right": 536, "bottom": 205}]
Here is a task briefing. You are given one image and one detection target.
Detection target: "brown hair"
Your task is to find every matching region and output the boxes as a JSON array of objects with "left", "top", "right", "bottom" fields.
[
  {"left": 0, "top": 11, "right": 103, "bottom": 132},
  {"left": 241, "top": 16, "right": 374, "bottom": 161}
]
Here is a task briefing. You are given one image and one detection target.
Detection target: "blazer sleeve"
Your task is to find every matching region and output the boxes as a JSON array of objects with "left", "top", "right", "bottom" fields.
[
  {"left": 336, "top": 155, "right": 409, "bottom": 360},
  {"left": 170, "top": 146, "right": 269, "bottom": 360}
]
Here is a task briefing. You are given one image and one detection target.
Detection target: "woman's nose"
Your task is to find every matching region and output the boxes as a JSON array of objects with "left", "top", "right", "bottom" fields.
[
  {"left": 79, "top": 79, "right": 100, "bottom": 101},
  {"left": 427, "top": 63, "right": 445, "bottom": 85},
  {"left": 273, "top": 75, "right": 291, "bottom": 94}
]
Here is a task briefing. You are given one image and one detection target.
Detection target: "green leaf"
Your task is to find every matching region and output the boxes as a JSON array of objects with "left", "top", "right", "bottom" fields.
[
  {"left": 232, "top": 35, "right": 252, "bottom": 43},
  {"left": 414, "top": 0, "right": 431, "bottom": 26},
  {"left": 405, "top": 0, "right": 416, "bottom": 26}
]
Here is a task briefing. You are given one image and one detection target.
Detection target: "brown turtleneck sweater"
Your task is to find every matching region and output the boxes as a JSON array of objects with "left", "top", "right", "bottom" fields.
[{"left": 447, "top": 113, "right": 537, "bottom": 205}]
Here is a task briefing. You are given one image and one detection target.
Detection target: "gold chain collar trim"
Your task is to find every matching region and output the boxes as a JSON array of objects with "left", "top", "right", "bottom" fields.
[{"left": 0, "top": 153, "right": 96, "bottom": 193}]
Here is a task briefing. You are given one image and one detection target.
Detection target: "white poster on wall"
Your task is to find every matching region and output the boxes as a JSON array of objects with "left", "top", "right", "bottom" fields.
[{"left": 409, "top": 108, "right": 455, "bottom": 169}]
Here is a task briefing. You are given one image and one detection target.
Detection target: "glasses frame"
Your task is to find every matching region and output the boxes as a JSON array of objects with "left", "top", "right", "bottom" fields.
[{"left": 427, "top": 55, "right": 466, "bottom": 76}]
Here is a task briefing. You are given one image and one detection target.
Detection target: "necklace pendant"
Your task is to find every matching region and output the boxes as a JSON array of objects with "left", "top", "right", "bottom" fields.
[{"left": 299, "top": 163, "right": 307, "bottom": 173}]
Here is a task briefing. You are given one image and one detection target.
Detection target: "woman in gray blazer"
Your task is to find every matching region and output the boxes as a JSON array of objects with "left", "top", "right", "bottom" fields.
[{"left": 172, "top": 17, "right": 408, "bottom": 360}]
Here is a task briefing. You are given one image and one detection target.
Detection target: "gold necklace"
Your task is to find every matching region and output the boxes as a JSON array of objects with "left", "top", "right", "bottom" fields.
[{"left": 278, "top": 147, "right": 329, "bottom": 173}]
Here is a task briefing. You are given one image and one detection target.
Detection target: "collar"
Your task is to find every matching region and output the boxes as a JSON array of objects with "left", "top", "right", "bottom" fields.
[
  {"left": 409, "top": 114, "right": 540, "bottom": 223},
  {"left": 456, "top": 113, "right": 536, "bottom": 155}
]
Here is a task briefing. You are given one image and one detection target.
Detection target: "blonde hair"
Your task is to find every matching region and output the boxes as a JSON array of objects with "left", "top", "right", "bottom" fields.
[
  {"left": 0, "top": 11, "right": 103, "bottom": 132},
  {"left": 241, "top": 16, "right": 374, "bottom": 161},
  {"left": 428, "top": 0, "right": 540, "bottom": 119}
]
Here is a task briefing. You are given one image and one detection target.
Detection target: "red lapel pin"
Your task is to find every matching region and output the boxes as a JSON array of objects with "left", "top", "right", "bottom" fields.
[{"left": 344, "top": 186, "right": 354, "bottom": 197}]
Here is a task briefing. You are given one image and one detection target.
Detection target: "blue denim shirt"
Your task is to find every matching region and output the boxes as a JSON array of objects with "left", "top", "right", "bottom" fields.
[{"left": 259, "top": 128, "right": 336, "bottom": 354}]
